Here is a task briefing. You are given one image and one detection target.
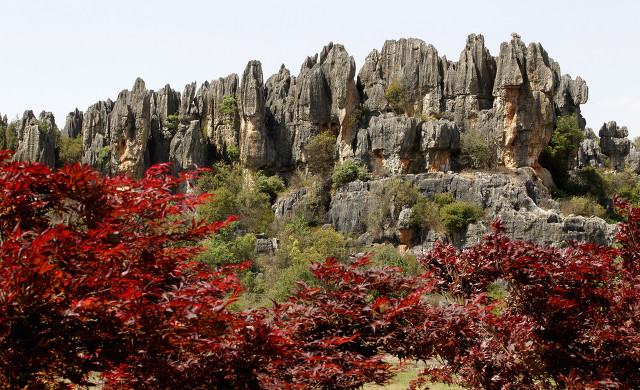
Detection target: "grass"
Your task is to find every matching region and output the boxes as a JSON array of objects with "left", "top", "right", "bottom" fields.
[{"left": 363, "top": 360, "right": 463, "bottom": 390}]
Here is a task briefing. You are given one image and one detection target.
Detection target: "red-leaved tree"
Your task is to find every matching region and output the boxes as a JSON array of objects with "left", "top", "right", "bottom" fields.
[
  {"left": 0, "top": 152, "right": 287, "bottom": 389},
  {"left": 2, "top": 150, "right": 639, "bottom": 389}
]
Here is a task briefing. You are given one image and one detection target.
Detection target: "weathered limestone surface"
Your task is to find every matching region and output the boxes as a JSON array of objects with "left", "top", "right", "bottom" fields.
[
  {"left": 14, "top": 110, "right": 56, "bottom": 167},
  {"left": 61, "top": 108, "right": 83, "bottom": 139},
  {"left": 576, "top": 128, "right": 605, "bottom": 169},
  {"left": 327, "top": 169, "right": 615, "bottom": 251},
  {"left": 599, "top": 121, "right": 630, "bottom": 171}
]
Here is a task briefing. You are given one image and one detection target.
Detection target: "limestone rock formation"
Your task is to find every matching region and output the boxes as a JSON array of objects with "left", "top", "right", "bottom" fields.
[
  {"left": 626, "top": 143, "right": 640, "bottom": 174},
  {"left": 61, "top": 108, "right": 83, "bottom": 139},
  {"left": 354, "top": 114, "right": 420, "bottom": 175},
  {"left": 107, "top": 77, "right": 153, "bottom": 178},
  {"left": 82, "top": 100, "right": 114, "bottom": 172},
  {"left": 14, "top": 110, "right": 56, "bottom": 167},
  {"left": 149, "top": 84, "right": 180, "bottom": 165},
  {"left": 240, "top": 60, "right": 273, "bottom": 168},
  {"left": 599, "top": 121, "right": 630, "bottom": 171},
  {"left": 327, "top": 169, "right": 615, "bottom": 251},
  {"left": 421, "top": 119, "right": 459, "bottom": 172},
  {"left": 576, "top": 128, "right": 604, "bottom": 169}
]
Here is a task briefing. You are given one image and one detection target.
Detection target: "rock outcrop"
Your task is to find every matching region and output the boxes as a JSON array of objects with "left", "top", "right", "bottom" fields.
[
  {"left": 61, "top": 108, "right": 83, "bottom": 139},
  {"left": 599, "top": 121, "right": 630, "bottom": 171},
  {"left": 326, "top": 169, "right": 615, "bottom": 251},
  {"left": 14, "top": 110, "right": 57, "bottom": 167},
  {"left": 576, "top": 128, "right": 604, "bottom": 169}
]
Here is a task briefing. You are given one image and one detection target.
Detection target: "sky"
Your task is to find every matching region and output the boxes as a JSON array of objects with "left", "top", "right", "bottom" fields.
[{"left": 1, "top": 0, "right": 639, "bottom": 138}]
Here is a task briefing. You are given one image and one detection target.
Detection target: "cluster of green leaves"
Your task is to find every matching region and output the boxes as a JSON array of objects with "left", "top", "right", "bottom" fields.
[
  {"left": 460, "top": 130, "right": 494, "bottom": 169},
  {"left": 96, "top": 145, "right": 111, "bottom": 171},
  {"left": 219, "top": 94, "right": 238, "bottom": 126},
  {"left": 410, "top": 192, "right": 483, "bottom": 234},
  {"left": 197, "top": 162, "right": 281, "bottom": 233},
  {"left": 0, "top": 119, "right": 18, "bottom": 151},
  {"left": 384, "top": 82, "right": 406, "bottom": 114},
  {"left": 165, "top": 112, "right": 180, "bottom": 134},
  {"left": 250, "top": 216, "right": 354, "bottom": 306},
  {"left": 331, "top": 159, "right": 369, "bottom": 188},
  {"left": 540, "top": 115, "right": 585, "bottom": 190},
  {"left": 364, "top": 178, "right": 421, "bottom": 231},
  {"left": 195, "top": 226, "right": 257, "bottom": 268},
  {"left": 57, "top": 136, "right": 83, "bottom": 166},
  {"left": 305, "top": 131, "right": 336, "bottom": 177}
]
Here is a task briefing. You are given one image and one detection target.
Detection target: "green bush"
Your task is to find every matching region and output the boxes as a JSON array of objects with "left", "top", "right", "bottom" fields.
[
  {"left": 566, "top": 167, "right": 608, "bottom": 199},
  {"left": 540, "top": 115, "right": 585, "bottom": 191},
  {"left": 166, "top": 113, "right": 179, "bottom": 134},
  {"left": 409, "top": 196, "right": 441, "bottom": 231},
  {"left": 5, "top": 122, "right": 18, "bottom": 151},
  {"left": 370, "top": 245, "right": 420, "bottom": 276},
  {"left": 226, "top": 145, "right": 240, "bottom": 162},
  {"left": 220, "top": 94, "right": 237, "bottom": 116},
  {"left": 439, "top": 201, "right": 483, "bottom": 233},
  {"left": 256, "top": 174, "right": 286, "bottom": 203},
  {"left": 433, "top": 192, "right": 455, "bottom": 208},
  {"left": 331, "top": 159, "right": 369, "bottom": 188},
  {"left": 195, "top": 228, "right": 256, "bottom": 268},
  {"left": 58, "top": 136, "right": 83, "bottom": 166},
  {"left": 97, "top": 145, "right": 111, "bottom": 170},
  {"left": 559, "top": 196, "right": 606, "bottom": 218},
  {"left": 384, "top": 82, "right": 406, "bottom": 114},
  {"left": 306, "top": 131, "right": 336, "bottom": 177},
  {"left": 460, "top": 130, "right": 493, "bottom": 169},
  {"left": 196, "top": 162, "right": 275, "bottom": 232}
]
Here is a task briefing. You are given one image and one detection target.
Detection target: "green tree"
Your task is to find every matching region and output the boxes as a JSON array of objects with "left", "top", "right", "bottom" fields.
[
  {"left": 384, "top": 82, "right": 406, "bottom": 114},
  {"left": 460, "top": 130, "right": 493, "bottom": 169},
  {"left": 439, "top": 200, "right": 483, "bottom": 233},
  {"left": 57, "top": 136, "right": 84, "bottom": 166},
  {"left": 331, "top": 159, "right": 369, "bottom": 188},
  {"left": 306, "top": 131, "right": 336, "bottom": 177}
]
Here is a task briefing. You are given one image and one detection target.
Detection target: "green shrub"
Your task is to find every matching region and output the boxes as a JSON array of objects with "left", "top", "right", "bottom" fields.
[
  {"left": 196, "top": 162, "right": 275, "bottom": 233},
  {"left": 559, "top": 196, "right": 606, "bottom": 218},
  {"left": 409, "top": 196, "right": 441, "bottom": 231},
  {"left": 540, "top": 115, "right": 585, "bottom": 191},
  {"left": 226, "top": 145, "right": 240, "bottom": 162},
  {"left": 384, "top": 82, "right": 406, "bottom": 114},
  {"left": 195, "top": 228, "right": 256, "bottom": 268},
  {"left": 439, "top": 201, "right": 483, "bottom": 233},
  {"left": 166, "top": 113, "right": 179, "bottom": 134},
  {"left": 58, "top": 136, "right": 83, "bottom": 166},
  {"left": 331, "top": 159, "right": 369, "bottom": 188},
  {"left": 97, "top": 145, "right": 111, "bottom": 170},
  {"left": 370, "top": 245, "right": 420, "bottom": 276},
  {"left": 306, "top": 131, "right": 336, "bottom": 177},
  {"left": 566, "top": 167, "right": 608, "bottom": 199},
  {"left": 4, "top": 122, "right": 18, "bottom": 151},
  {"left": 220, "top": 94, "right": 237, "bottom": 116},
  {"left": 460, "top": 130, "right": 493, "bottom": 169},
  {"left": 548, "top": 115, "right": 585, "bottom": 160},
  {"left": 256, "top": 174, "right": 286, "bottom": 203},
  {"left": 433, "top": 192, "right": 455, "bottom": 208}
]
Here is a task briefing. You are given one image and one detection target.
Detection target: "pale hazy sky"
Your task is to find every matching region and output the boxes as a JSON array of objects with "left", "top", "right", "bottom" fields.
[{"left": 2, "top": 0, "right": 638, "bottom": 138}]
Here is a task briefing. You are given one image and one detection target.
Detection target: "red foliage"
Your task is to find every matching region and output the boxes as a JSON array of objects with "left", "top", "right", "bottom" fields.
[
  {"left": 1, "top": 151, "right": 639, "bottom": 389},
  {"left": 0, "top": 153, "right": 261, "bottom": 389}
]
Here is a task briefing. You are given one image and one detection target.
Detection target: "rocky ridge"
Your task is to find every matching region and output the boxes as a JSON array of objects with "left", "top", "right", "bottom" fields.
[{"left": 9, "top": 33, "right": 635, "bottom": 250}]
